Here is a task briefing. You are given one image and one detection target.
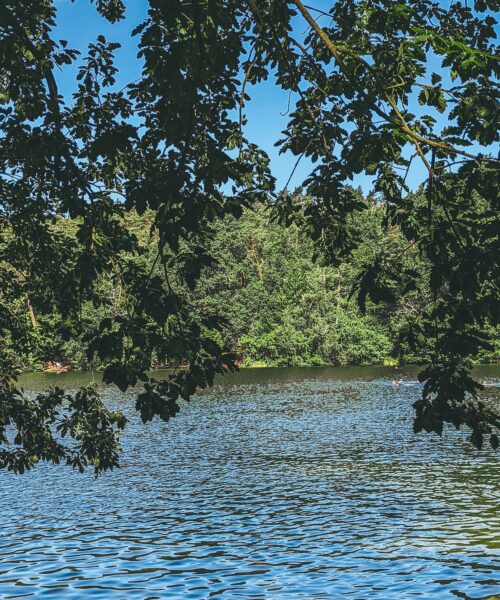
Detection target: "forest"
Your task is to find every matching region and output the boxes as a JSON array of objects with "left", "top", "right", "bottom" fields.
[{"left": 2, "top": 194, "right": 498, "bottom": 372}]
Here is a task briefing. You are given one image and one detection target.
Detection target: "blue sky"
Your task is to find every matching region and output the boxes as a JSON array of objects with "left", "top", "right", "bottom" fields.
[
  {"left": 53, "top": 1, "right": 495, "bottom": 194},
  {"left": 54, "top": 0, "right": 318, "bottom": 191}
]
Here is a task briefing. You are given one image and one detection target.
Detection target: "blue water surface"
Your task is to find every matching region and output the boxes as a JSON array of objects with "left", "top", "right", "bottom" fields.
[{"left": 1, "top": 366, "right": 499, "bottom": 599}]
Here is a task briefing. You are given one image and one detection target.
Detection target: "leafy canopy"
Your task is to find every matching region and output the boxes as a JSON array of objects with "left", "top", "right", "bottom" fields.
[{"left": 0, "top": 0, "right": 498, "bottom": 473}]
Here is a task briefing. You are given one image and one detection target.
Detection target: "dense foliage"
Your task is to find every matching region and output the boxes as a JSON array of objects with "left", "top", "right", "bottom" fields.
[
  {"left": 0, "top": 0, "right": 498, "bottom": 473},
  {"left": 0, "top": 202, "right": 410, "bottom": 370},
  {"left": 7, "top": 203, "right": 497, "bottom": 370}
]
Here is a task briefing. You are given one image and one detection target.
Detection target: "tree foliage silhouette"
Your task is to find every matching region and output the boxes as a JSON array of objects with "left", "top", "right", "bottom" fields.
[{"left": 0, "top": 0, "right": 498, "bottom": 473}]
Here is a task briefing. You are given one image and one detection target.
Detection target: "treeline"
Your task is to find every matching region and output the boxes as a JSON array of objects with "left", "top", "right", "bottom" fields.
[{"left": 2, "top": 200, "right": 498, "bottom": 371}]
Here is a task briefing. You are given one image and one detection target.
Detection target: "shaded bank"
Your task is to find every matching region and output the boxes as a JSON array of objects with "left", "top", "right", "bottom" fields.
[{"left": 19, "top": 364, "right": 500, "bottom": 391}]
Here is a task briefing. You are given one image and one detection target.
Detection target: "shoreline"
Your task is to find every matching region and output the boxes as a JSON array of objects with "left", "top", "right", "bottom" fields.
[{"left": 17, "top": 363, "right": 500, "bottom": 391}]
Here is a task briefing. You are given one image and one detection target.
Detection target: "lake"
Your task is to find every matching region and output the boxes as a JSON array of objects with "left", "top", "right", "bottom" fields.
[{"left": 1, "top": 366, "right": 499, "bottom": 598}]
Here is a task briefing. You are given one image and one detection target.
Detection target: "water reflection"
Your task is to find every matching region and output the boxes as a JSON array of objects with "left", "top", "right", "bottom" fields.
[{"left": 2, "top": 367, "right": 500, "bottom": 598}]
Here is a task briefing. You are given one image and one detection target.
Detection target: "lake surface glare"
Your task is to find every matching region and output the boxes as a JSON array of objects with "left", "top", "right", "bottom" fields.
[{"left": 1, "top": 366, "right": 499, "bottom": 599}]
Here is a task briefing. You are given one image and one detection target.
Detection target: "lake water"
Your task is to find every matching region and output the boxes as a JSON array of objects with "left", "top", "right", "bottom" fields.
[{"left": 1, "top": 366, "right": 500, "bottom": 599}]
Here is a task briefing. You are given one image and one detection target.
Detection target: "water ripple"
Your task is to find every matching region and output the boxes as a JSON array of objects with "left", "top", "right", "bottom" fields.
[{"left": 1, "top": 367, "right": 500, "bottom": 599}]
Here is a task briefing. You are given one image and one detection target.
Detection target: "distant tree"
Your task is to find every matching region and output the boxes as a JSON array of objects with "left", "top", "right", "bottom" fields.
[{"left": 0, "top": 0, "right": 498, "bottom": 473}]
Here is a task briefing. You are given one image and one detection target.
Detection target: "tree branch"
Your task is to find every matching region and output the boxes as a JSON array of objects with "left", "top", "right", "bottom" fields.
[{"left": 289, "top": 0, "right": 499, "bottom": 165}]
